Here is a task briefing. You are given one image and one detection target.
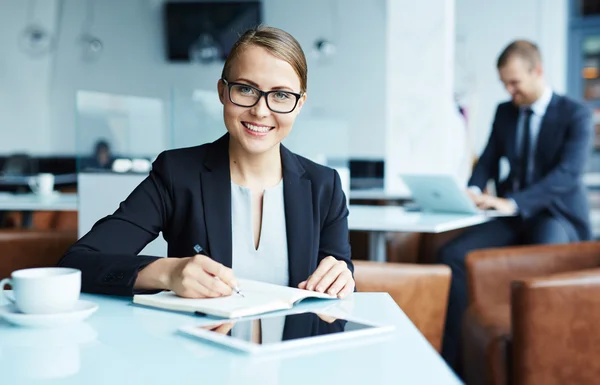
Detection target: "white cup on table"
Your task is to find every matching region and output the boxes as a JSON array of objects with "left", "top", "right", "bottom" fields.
[
  {"left": 0, "top": 267, "right": 81, "bottom": 314},
  {"left": 28, "top": 173, "right": 55, "bottom": 196}
]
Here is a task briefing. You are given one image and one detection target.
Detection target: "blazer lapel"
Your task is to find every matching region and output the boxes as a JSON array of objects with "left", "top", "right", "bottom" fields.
[
  {"left": 534, "top": 93, "right": 560, "bottom": 163},
  {"left": 200, "top": 134, "right": 233, "bottom": 267},
  {"left": 281, "top": 145, "right": 313, "bottom": 287}
]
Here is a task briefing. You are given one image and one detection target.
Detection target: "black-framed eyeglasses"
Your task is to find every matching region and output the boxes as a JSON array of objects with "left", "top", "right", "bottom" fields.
[{"left": 221, "top": 79, "right": 303, "bottom": 114}]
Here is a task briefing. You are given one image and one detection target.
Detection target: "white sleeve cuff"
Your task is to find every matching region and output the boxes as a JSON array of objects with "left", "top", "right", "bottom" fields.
[{"left": 468, "top": 186, "right": 482, "bottom": 195}]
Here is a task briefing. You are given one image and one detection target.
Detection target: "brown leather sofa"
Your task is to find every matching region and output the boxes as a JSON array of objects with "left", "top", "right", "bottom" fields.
[
  {"left": 353, "top": 260, "right": 451, "bottom": 351},
  {"left": 0, "top": 230, "right": 77, "bottom": 279},
  {"left": 3, "top": 210, "right": 77, "bottom": 231},
  {"left": 462, "top": 242, "right": 600, "bottom": 385}
]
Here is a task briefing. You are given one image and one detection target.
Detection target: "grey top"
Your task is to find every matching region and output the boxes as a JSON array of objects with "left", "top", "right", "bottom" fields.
[
  {"left": 230, "top": 179, "right": 289, "bottom": 286},
  {"left": 230, "top": 179, "right": 288, "bottom": 343}
]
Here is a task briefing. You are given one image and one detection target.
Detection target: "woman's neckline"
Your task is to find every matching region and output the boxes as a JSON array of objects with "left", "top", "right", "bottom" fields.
[{"left": 231, "top": 178, "right": 283, "bottom": 192}]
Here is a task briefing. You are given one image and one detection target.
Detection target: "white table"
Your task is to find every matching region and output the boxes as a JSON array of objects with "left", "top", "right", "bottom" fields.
[
  {"left": 0, "top": 193, "right": 78, "bottom": 211},
  {"left": 0, "top": 293, "right": 462, "bottom": 385},
  {"left": 348, "top": 205, "right": 490, "bottom": 262}
]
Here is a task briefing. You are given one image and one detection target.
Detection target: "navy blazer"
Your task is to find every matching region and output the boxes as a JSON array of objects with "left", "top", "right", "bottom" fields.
[
  {"left": 469, "top": 93, "right": 593, "bottom": 241},
  {"left": 59, "top": 134, "right": 353, "bottom": 296}
]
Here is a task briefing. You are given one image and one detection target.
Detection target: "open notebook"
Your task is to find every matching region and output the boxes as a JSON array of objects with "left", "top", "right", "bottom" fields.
[{"left": 133, "top": 279, "right": 338, "bottom": 319}]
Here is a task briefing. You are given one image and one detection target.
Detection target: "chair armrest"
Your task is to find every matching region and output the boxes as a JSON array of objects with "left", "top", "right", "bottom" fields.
[
  {"left": 353, "top": 261, "right": 451, "bottom": 351},
  {"left": 511, "top": 268, "right": 600, "bottom": 385},
  {"left": 466, "top": 242, "right": 600, "bottom": 307}
]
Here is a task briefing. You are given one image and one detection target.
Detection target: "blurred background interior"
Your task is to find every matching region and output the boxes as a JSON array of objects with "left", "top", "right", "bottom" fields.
[
  {"left": 1, "top": 0, "right": 599, "bottom": 247},
  {"left": 2, "top": 2, "right": 600, "bottom": 383},
  {"left": 2, "top": 0, "right": 600, "bottom": 235}
]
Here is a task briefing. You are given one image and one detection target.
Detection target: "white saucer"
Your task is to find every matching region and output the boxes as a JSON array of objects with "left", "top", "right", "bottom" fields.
[
  {"left": 0, "top": 300, "right": 98, "bottom": 328},
  {"left": 36, "top": 191, "right": 61, "bottom": 200}
]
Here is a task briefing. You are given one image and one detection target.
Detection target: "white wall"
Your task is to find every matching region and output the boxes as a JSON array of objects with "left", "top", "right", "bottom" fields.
[
  {"left": 384, "top": 0, "right": 472, "bottom": 195},
  {"left": 1, "top": 0, "right": 386, "bottom": 158},
  {"left": 455, "top": 0, "right": 568, "bottom": 155},
  {"left": 0, "top": 0, "right": 58, "bottom": 155}
]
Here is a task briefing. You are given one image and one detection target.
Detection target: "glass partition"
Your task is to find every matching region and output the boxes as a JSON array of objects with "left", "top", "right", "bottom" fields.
[
  {"left": 169, "top": 87, "right": 226, "bottom": 150},
  {"left": 75, "top": 90, "right": 167, "bottom": 174},
  {"left": 75, "top": 90, "right": 169, "bottom": 254}
]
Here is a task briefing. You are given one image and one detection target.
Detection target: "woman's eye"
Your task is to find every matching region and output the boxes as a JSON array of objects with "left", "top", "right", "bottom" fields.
[{"left": 273, "top": 91, "right": 291, "bottom": 100}]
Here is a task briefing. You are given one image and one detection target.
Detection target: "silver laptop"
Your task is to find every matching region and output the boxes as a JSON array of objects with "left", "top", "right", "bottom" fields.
[{"left": 399, "top": 174, "right": 507, "bottom": 216}]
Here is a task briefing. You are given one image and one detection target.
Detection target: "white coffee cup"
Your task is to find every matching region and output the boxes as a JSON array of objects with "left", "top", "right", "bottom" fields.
[
  {"left": 0, "top": 268, "right": 81, "bottom": 314},
  {"left": 28, "top": 173, "right": 55, "bottom": 196}
]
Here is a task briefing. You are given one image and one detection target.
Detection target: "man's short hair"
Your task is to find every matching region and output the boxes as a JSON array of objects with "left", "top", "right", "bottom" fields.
[{"left": 497, "top": 40, "right": 542, "bottom": 70}]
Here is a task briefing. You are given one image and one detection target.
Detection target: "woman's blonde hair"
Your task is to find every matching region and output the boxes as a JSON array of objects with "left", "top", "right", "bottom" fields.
[{"left": 221, "top": 25, "right": 308, "bottom": 93}]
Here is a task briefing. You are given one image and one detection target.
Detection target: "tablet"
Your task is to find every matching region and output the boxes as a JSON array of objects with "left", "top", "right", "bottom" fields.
[{"left": 179, "top": 311, "right": 394, "bottom": 354}]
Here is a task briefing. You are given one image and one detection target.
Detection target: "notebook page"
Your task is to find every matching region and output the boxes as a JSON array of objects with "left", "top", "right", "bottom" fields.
[
  {"left": 133, "top": 279, "right": 336, "bottom": 318},
  {"left": 236, "top": 279, "right": 336, "bottom": 304}
]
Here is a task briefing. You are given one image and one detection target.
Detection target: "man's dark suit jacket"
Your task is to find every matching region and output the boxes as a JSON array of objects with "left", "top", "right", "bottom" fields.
[
  {"left": 59, "top": 134, "right": 353, "bottom": 296},
  {"left": 469, "top": 93, "right": 593, "bottom": 241}
]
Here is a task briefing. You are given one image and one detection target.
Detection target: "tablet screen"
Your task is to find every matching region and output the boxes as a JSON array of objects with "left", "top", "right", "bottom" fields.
[{"left": 194, "top": 311, "right": 376, "bottom": 346}]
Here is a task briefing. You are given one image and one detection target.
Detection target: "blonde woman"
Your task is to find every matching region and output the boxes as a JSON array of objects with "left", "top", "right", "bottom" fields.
[{"left": 60, "top": 26, "right": 355, "bottom": 301}]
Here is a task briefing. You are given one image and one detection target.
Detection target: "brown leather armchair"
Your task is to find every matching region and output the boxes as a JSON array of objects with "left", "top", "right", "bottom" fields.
[
  {"left": 463, "top": 242, "right": 600, "bottom": 385},
  {"left": 353, "top": 260, "right": 451, "bottom": 351},
  {"left": 0, "top": 230, "right": 77, "bottom": 279}
]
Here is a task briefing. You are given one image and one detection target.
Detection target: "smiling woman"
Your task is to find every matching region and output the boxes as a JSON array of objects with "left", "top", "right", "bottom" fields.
[{"left": 58, "top": 26, "right": 355, "bottom": 306}]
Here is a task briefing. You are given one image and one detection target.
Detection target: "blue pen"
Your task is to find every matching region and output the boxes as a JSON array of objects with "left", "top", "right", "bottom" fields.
[{"left": 193, "top": 244, "right": 244, "bottom": 297}]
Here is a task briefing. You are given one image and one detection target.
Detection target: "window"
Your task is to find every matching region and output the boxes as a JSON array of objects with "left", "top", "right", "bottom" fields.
[{"left": 582, "top": 35, "right": 600, "bottom": 100}]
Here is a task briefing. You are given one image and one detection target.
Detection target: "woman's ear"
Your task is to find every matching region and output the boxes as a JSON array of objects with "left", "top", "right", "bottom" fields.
[
  {"left": 217, "top": 79, "right": 226, "bottom": 105},
  {"left": 296, "top": 92, "right": 307, "bottom": 113}
]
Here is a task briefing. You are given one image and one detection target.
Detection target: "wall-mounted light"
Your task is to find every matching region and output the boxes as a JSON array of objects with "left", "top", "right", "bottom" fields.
[
  {"left": 18, "top": 0, "right": 55, "bottom": 58},
  {"left": 19, "top": 24, "right": 54, "bottom": 57},
  {"left": 314, "top": 39, "right": 336, "bottom": 58},
  {"left": 79, "top": 33, "right": 103, "bottom": 62},
  {"left": 79, "top": 0, "right": 103, "bottom": 62}
]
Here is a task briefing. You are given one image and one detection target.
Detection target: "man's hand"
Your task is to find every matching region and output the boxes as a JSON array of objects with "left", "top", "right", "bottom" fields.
[
  {"left": 465, "top": 188, "right": 482, "bottom": 205},
  {"left": 476, "top": 195, "right": 517, "bottom": 215}
]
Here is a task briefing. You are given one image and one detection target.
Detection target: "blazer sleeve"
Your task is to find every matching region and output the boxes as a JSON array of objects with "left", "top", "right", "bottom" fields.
[
  {"left": 468, "top": 106, "right": 502, "bottom": 190},
  {"left": 318, "top": 169, "right": 353, "bottom": 275},
  {"left": 58, "top": 152, "right": 174, "bottom": 296},
  {"left": 508, "top": 104, "right": 593, "bottom": 219}
]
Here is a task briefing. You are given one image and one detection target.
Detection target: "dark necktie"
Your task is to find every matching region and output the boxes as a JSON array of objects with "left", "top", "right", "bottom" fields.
[{"left": 519, "top": 108, "right": 534, "bottom": 189}]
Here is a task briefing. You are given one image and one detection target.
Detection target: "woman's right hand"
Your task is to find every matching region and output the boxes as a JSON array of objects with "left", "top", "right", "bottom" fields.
[{"left": 165, "top": 255, "right": 238, "bottom": 299}]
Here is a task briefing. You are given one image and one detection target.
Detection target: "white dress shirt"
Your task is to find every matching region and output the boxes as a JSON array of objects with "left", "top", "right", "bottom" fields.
[{"left": 468, "top": 87, "right": 553, "bottom": 211}]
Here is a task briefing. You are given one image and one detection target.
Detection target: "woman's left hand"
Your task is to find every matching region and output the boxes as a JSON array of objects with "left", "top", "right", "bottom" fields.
[{"left": 298, "top": 256, "right": 354, "bottom": 299}]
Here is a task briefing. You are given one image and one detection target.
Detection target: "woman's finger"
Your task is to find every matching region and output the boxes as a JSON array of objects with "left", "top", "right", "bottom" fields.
[
  {"left": 197, "top": 256, "right": 238, "bottom": 288},
  {"left": 306, "top": 256, "right": 337, "bottom": 291},
  {"left": 213, "top": 322, "right": 235, "bottom": 335},
  {"left": 326, "top": 269, "right": 352, "bottom": 296},
  {"left": 337, "top": 280, "right": 355, "bottom": 299},
  {"left": 197, "top": 269, "right": 233, "bottom": 296},
  {"left": 312, "top": 261, "right": 347, "bottom": 293},
  {"left": 178, "top": 275, "right": 222, "bottom": 298}
]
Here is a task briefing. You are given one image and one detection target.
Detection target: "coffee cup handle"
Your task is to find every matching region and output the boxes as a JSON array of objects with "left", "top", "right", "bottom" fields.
[
  {"left": 28, "top": 177, "right": 40, "bottom": 194},
  {"left": 0, "top": 278, "right": 15, "bottom": 303}
]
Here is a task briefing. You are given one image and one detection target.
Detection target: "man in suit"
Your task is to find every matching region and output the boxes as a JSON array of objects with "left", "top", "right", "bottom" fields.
[{"left": 438, "top": 40, "right": 593, "bottom": 371}]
